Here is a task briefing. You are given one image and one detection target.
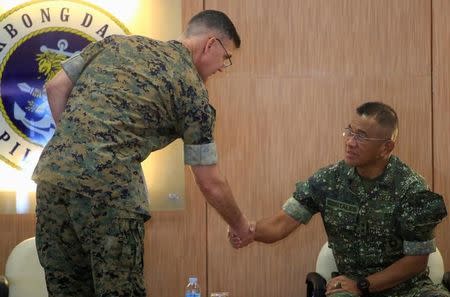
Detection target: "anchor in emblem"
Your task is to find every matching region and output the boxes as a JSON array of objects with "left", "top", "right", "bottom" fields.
[
  {"left": 13, "top": 39, "right": 79, "bottom": 142},
  {"left": 40, "top": 39, "right": 81, "bottom": 57}
]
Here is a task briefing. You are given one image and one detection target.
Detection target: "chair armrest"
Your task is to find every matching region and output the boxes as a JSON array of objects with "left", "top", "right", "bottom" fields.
[
  {"left": 443, "top": 271, "right": 450, "bottom": 291},
  {"left": 0, "top": 275, "right": 9, "bottom": 297},
  {"left": 306, "top": 272, "right": 327, "bottom": 297}
]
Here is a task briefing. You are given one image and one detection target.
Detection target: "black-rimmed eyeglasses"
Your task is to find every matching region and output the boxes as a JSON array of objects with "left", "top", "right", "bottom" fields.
[{"left": 216, "top": 38, "right": 232, "bottom": 68}]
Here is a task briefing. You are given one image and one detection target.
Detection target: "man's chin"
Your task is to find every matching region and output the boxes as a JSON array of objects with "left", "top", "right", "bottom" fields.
[{"left": 344, "top": 157, "right": 358, "bottom": 167}]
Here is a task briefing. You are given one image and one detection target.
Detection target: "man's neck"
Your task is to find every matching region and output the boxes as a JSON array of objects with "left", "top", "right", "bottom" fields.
[
  {"left": 356, "top": 158, "right": 390, "bottom": 180},
  {"left": 178, "top": 35, "right": 208, "bottom": 63},
  {"left": 178, "top": 38, "right": 194, "bottom": 57}
]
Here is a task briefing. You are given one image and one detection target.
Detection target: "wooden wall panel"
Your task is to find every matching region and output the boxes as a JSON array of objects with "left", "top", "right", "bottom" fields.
[
  {"left": 432, "top": 0, "right": 450, "bottom": 270},
  {"left": 212, "top": 0, "right": 430, "bottom": 77},
  {"left": 0, "top": 215, "right": 36, "bottom": 275},
  {"left": 143, "top": 1, "right": 206, "bottom": 297},
  {"left": 204, "top": 1, "right": 433, "bottom": 296}
]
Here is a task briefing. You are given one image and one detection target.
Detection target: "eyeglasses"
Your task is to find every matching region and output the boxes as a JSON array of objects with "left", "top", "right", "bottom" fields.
[
  {"left": 216, "top": 38, "right": 232, "bottom": 68},
  {"left": 342, "top": 127, "right": 391, "bottom": 143}
]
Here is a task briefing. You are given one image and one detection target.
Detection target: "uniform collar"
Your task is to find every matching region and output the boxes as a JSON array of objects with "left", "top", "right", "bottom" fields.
[{"left": 345, "top": 156, "right": 397, "bottom": 187}]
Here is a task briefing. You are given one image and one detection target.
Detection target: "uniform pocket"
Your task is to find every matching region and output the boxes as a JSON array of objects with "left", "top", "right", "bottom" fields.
[
  {"left": 100, "top": 218, "right": 145, "bottom": 272},
  {"left": 324, "top": 198, "right": 358, "bottom": 233},
  {"left": 365, "top": 201, "right": 398, "bottom": 245}
]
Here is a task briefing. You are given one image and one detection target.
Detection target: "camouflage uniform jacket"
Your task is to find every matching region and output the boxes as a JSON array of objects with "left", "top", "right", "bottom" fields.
[
  {"left": 32, "top": 35, "right": 218, "bottom": 220},
  {"left": 283, "top": 156, "right": 447, "bottom": 293}
]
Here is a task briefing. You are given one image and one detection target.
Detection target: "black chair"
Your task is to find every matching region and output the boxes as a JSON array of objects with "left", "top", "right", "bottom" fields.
[{"left": 0, "top": 276, "right": 8, "bottom": 297}]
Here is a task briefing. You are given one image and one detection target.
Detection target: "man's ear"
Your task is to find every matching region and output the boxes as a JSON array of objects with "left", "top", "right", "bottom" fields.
[
  {"left": 382, "top": 140, "right": 395, "bottom": 156},
  {"left": 203, "top": 37, "right": 215, "bottom": 53}
]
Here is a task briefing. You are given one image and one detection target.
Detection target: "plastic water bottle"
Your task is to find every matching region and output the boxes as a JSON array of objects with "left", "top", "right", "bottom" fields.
[{"left": 185, "top": 277, "right": 201, "bottom": 297}]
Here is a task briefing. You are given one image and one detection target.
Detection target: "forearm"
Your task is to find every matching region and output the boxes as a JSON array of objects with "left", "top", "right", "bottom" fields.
[
  {"left": 46, "top": 70, "right": 74, "bottom": 124},
  {"left": 367, "top": 255, "right": 428, "bottom": 293},
  {"left": 254, "top": 211, "right": 300, "bottom": 243},
  {"left": 254, "top": 217, "right": 287, "bottom": 243},
  {"left": 195, "top": 171, "right": 246, "bottom": 231}
]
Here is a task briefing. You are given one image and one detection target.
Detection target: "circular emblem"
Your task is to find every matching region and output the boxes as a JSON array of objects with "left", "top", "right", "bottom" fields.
[{"left": 0, "top": 0, "right": 130, "bottom": 170}]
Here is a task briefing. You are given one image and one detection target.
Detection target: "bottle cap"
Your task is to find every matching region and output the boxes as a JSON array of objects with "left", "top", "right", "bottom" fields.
[{"left": 189, "top": 277, "right": 198, "bottom": 283}]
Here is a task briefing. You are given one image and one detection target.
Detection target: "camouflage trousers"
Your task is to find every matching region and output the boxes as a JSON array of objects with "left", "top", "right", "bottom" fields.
[
  {"left": 328, "top": 283, "right": 450, "bottom": 297},
  {"left": 35, "top": 181, "right": 146, "bottom": 297}
]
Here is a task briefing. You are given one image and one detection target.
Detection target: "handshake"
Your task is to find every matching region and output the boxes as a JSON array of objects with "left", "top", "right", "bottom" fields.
[{"left": 227, "top": 220, "right": 256, "bottom": 249}]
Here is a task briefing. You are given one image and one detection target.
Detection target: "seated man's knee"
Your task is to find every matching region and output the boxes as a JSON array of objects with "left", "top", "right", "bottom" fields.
[
  {"left": 418, "top": 286, "right": 450, "bottom": 297},
  {"left": 327, "top": 292, "right": 357, "bottom": 297}
]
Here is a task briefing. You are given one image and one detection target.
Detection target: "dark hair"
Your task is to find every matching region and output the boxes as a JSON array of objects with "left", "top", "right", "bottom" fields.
[
  {"left": 356, "top": 102, "right": 399, "bottom": 138},
  {"left": 186, "top": 10, "right": 241, "bottom": 48}
]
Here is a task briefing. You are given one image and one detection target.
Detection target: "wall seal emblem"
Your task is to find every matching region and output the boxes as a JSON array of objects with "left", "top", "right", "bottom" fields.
[{"left": 0, "top": 0, "right": 130, "bottom": 170}]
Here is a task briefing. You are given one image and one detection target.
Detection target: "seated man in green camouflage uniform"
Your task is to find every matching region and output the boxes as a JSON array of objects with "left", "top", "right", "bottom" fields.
[
  {"left": 33, "top": 10, "right": 254, "bottom": 297},
  {"left": 230, "top": 102, "right": 449, "bottom": 297}
]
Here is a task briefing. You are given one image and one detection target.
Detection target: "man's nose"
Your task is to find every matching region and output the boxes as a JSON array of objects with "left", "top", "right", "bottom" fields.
[{"left": 346, "top": 136, "right": 357, "bottom": 147}]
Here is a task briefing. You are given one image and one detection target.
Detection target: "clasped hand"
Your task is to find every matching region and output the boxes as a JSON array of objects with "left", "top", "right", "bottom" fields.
[{"left": 227, "top": 221, "right": 256, "bottom": 249}]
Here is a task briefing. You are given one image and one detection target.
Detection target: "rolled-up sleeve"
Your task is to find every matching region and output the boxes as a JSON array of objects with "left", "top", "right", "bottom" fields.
[
  {"left": 61, "top": 37, "right": 109, "bottom": 83},
  {"left": 184, "top": 143, "right": 217, "bottom": 165},
  {"left": 181, "top": 90, "right": 217, "bottom": 165},
  {"left": 282, "top": 172, "right": 326, "bottom": 224},
  {"left": 62, "top": 53, "right": 85, "bottom": 83},
  {"left": 403, "top": 239, "right": 436, "bottom": 255},
  {"left": 399, "top": 190, "right": 447, "bottom": 255},
  {"left": 283, "top": 196, "right": 314, "bottom": 224}
]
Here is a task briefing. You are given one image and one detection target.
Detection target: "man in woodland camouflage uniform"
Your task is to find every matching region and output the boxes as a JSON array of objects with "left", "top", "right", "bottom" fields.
[
  {"left": 33, "top": 10, "right": 254, "bottom": 297},
  {"left": 230, "top": 102, "right": 449, "bottom": 297}
]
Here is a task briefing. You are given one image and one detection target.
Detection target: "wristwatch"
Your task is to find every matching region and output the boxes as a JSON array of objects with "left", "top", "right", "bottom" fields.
[{"left": 356, "top": 277, "right": 370, "bottom": 297}]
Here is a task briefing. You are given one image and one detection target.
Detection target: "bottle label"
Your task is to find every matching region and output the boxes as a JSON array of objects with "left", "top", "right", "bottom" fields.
[{"left": 185, "top": 293, "right": 200, "bottom": 297}]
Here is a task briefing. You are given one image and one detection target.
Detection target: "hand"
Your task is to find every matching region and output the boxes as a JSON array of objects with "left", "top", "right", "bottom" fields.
[
  {"left": 325, "top": 275, "right": 359, "bottom": 296},
  {"left": 228, "top": 220, "right": 255, "bottom": 249}
]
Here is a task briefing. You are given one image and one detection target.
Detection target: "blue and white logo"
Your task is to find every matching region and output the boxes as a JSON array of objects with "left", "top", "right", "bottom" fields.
[
  {"left": 3, "top": 36, "right": 89, "bottom": 145},
  {"left": 0, "top": 0, "right": 130, "bottom": 170}
]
